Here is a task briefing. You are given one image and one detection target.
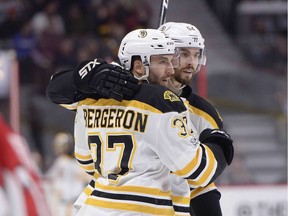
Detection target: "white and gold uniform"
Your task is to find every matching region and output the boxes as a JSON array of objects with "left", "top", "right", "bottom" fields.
[
  {"left": 46, "top": 71, "right": 230, "bottom": 216},
  {"left": 74, "top": 84, "right": 218, "bottom": 215}
]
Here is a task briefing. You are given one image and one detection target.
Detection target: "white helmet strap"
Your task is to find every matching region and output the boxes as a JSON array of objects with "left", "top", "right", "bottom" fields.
[
  {"left": 168, "top": 77, "right": 186, "bottom": 95},
  {"left": 135, "top": 65, "right": 150, "bottom": 82}
]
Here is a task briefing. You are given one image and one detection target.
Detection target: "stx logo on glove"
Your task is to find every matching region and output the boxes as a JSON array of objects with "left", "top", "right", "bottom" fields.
[
  {"left": 79, "top": 59, "right": 101, "bottom": 79},
  {"left": 211, "top": 129, "right": 230, "bottom": 138}
]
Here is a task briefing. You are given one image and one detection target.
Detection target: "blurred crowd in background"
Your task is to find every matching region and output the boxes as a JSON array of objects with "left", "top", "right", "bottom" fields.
[
  {"left": 0, "top": 0, "right": 152, "bottom": 95},
  {"left": 0, "top": 0, "right": 286, "bottom": 96}
]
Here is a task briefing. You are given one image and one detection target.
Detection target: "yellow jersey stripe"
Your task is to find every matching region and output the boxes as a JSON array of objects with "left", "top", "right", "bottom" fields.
[
  {"left": 171, "top": 194, "right": 190, "bottom": 206},
  {"left": 85, "top": 197, "right": 175, "bottom": 215},
  {"left": 95, "top": 181, "right": 171, "bottom": 197},
  {"left": 75, "top": 152, "right": 91, "bottom": 160},
  {"left": 188, "top": 105, "right": 219, "bottom": 129},
  {"left": 78, "top": 163, "right": 94, "bottom": 172},
  {"left": 93, "top": 172, "right": 100, "bottom": 179},
  {"left": 79, "top": 98, "right": 162, "bottom": 114},
  {"left": 190, "top": 182, "right": 217, "bottom": 199},
  {"left": 173, "top": 147, "right": 201, "bottom": 177},
  {"left": 187, "top": 146, "right": 216, "bottom": 186},
  {"left": 83, "top": 185, "right": 93, "bottom": 196}
]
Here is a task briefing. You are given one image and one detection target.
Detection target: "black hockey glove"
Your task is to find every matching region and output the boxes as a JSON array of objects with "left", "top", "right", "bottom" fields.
[
  {"left": 74, "top": 59, "right": 140, "bottom": 101},
  {"left": 199, "top": 128, "right": 234, "bottom": 165}
]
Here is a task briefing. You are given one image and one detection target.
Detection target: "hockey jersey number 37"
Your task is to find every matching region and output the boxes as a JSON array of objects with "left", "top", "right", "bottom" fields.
[{"left": 74, "top": 84, "right": 217, "bottom": 215}]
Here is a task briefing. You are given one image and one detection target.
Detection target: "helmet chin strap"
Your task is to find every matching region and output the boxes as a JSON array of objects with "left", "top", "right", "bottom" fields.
[
  {"left": 133, "top": 65, "right": 150, "bottom": 82},
  {"left": 168, "top": 77, "right": 186, "bottom": 96}
]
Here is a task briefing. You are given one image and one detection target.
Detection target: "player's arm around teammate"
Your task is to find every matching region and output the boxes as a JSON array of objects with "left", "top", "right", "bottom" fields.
[{"left": 46, "top": 28, "right": 233, "bottom": 215}]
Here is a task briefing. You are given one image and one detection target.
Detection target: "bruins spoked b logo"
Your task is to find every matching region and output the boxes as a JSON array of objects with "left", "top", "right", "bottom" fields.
[
  {"left": 138, "top": 30, "right": 148, "bottom": 38},
  {"left": 163, "top": 90, "right": 180, "bottom": 102},
  {"left": 187, "top": 25, "right": 195, "bottom": 31}
]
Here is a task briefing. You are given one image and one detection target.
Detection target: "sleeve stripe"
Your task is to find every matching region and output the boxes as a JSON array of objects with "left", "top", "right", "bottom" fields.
[
  {"left": 60, "top": 102, "right": 78, "bottom": 110},
  {"left": 78, "top": 163, "right": 95, "bottom": 172},
  {"left": 187, "top": 145, "right": 217, "bottom": 186},
  {"left": 173, "top": 147, "right": 201, "bottom": 177},
  {"left": 77, "top": 158, "right": 94, "bottom": 165},
  {"left": 190, "top": 182, "right": 217, "bottom": 199},
  {"left": 186, "top": 145, "right": 207, "bottom": 179},
  {"left": 75, "top": 152, "right": 95, "bottom": 173},
  {"left": 86, "top": 171, "right": 95, "bottom": 176},
  {"left": 75, "top": 152, "right": 100, "bottom": 177},
  {"left": 75, "top": 152, "right": 92, "bottom": 160}
]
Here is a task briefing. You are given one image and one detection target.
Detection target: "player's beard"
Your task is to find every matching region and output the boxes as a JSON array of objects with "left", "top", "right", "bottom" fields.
[{"left": 173, "top": 67, "right": 194, "bottom": 85}]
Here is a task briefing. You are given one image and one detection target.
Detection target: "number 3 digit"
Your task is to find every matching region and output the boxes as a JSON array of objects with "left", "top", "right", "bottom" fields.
[{"left": 88, "top": 133, "right": 136, "bottom": 182}]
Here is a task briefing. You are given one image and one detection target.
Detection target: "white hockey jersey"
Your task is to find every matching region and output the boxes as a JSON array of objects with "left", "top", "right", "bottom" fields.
[{"left": 74, "top": 84, "right": 217, "bottom": 215}]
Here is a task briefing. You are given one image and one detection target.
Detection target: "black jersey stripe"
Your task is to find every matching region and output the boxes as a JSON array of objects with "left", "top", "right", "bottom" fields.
[
  {"left": 173, "top": 205, "right": 190, "bottom": 213},
  {"left": 185, "top": 145, "right": 207, "bottom": 179},
  {"left": 89, "top": 179, "right": 95, "bottom": 187},
  {"left": 77, "top": 158, "right": 94, "bottom": 165},
  {"left": 91, "top": 189, "right": 173, "bottom": 206},
  {"left": 85, "top": 171, "right": 95, "bottom": 176}
]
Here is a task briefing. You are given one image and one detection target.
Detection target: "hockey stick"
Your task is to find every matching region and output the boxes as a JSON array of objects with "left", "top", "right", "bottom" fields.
[{"left": 158, "top": 0, "right": 169, "bottom": 27}]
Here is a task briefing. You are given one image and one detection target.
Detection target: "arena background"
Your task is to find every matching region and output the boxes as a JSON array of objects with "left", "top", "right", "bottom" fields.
[{"left": 0, "top": 0, "right": 287, "bottom": 215}]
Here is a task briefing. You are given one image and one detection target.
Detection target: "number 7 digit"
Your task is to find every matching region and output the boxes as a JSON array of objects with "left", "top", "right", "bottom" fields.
[{"left": 88, "top": 133, "right": 136, "bottom": 182}]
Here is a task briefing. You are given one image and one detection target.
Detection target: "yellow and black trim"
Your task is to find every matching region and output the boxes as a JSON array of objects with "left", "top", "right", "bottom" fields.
[
  {"left": 181, "top": 85, "right": 223, "bottom": 129},
  {"left": 85, "top": 181, "right": 175, "bottom": 215}
]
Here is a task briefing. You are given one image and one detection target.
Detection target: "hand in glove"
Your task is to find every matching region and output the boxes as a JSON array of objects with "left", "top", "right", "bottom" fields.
[
  {"left": 199, "top": 128, "right": 234, "bottom": 165},
  {"left": 74, "top": 59, "right": 140, "bottom": 101}
]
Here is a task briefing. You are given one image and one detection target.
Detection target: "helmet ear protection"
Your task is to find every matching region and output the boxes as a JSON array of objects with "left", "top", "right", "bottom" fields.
[
  {"left": 118, "top": 29, "right": 176, "bottom": 81},
  {"left": 158, "top": 22, "right": 206, "bottom": 73}
]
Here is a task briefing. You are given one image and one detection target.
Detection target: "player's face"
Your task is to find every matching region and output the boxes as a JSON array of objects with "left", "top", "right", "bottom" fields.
[
  {"left": 148, "top": 54, "right": 175, "bottom": 87},
  {"left": 173, "top": 47, "right": 201, "bottom": 85}
]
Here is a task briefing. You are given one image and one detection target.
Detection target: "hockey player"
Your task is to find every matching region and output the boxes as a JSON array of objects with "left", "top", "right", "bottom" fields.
[
  {"left": 45, "top": 132, "right": 89, "bottom": 216},
  {"left": 47, "top": 28, "right": 233, "bottom": 215},
  {"left": 158, "top": 22, "right": 231, "bottom": 216}
]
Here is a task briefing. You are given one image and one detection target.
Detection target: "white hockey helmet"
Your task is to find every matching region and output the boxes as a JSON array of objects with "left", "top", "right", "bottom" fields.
[
  {"left": 53, "top": 132, "right": 74, "bottom": 156},
  {"left": 118, "top": 29, "right": 176, "bottom": 80},
  {"left": 158, "top": 22, "right": 206, "bottom": 70}
]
